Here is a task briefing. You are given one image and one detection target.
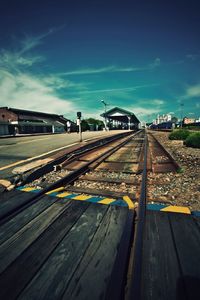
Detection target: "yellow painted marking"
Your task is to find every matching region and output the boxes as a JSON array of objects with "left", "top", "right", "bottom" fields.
[
  {"left": 123, "top": 196, "right": 134, "bottom": 210},
  {"left": 73, "top": 195, "right": 92, "bottom": 201},
  {"left": 21, "top": 187, "right": 38, "bottom": 192},
  {"left": 46, "top": 187, "right": 65, "bottom": 195},
  {"left": 57, "top": 192, "right": 71, "bottom": 198},
  {"left": 98, "top": 198, "right": 115, "bottom": 205},
  {"left": 0, "top": 142, "right": 78, "bottom": 171},
  {"left": 161, "top": 206, "right": 191, "bottom": 214}
]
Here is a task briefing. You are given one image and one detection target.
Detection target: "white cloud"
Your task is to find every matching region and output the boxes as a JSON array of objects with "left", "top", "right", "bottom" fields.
[
  {"left": 0, "top": 30, "right": 89, "bottom": 117},
  {"left": 79, "top": 84, "right": 157, "bottom": 95},
  {"left": 149, "top": 57, "right": 161, "bottom": 68},
  {"left": 186, "top": 54, "right": 200, "bottom": 61},
  {"left": 0, "top": 27, "right": 64, "bottom": 71},
  {"left": 151, "top": 99, "right": 164, "bottom": 105},
  {"left": 19, "top": 27, "right": 64, "bottom": 55},
  {"left": 0, "top": 71, "right": 76, "bottom": 115},
  {"left": 81, "top": 109, "right": 104, "bottom": 120},
  {"left": 60, "top": 58, "right": 161, "bottom": 76},
  {"left": 126, "top": 106, "right": 161, "bottom": 118},
  {"left": 0, "top": 49, "right": 44, "bottom": 71},
  {"left": 185, "top": 84, "right": 200, "bottom": 98},
  {"left": 139, "top": 98, "right": 164, "bottom": 106}
]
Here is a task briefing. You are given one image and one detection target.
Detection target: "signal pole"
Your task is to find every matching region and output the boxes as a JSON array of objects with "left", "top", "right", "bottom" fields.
[{"left": 77, "top": 112, "right": 82, "bottom": 142}]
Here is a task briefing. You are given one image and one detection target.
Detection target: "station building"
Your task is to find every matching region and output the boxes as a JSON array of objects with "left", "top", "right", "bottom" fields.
[
  {"left": 0, "top": 107, "right": 75, "bottom": 135},
  {"left": 100, "top": 107, "right": 140, "bottom": 130}
]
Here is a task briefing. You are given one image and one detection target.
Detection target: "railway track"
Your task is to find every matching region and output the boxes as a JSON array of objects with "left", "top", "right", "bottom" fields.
[
  {"left": 0, "top": 129, "right": 180, "bottom": 224},
  {"left": 15, "top": 130, "right": 145, "bottom": 208},
  {"left": 0, "top": 129, "right": 187, "bottom": 300}
]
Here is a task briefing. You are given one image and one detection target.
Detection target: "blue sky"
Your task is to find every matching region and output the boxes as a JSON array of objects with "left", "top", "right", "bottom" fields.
[{"left": 0, "top": 0, "right": 200, "bottom": 122}]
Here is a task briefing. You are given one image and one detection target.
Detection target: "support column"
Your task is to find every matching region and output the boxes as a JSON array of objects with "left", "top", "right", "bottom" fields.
[{"left": 127, "top": 116, "right": 131, "bottom": 130}]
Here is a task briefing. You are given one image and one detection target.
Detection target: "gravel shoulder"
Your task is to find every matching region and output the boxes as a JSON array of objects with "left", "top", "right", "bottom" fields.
[{"left": 148, "top": 131, "right": 200, "bottom": 211}]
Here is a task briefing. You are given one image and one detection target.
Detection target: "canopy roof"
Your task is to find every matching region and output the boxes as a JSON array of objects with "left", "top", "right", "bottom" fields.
[{"left": 100, "top": 107, "right": 140, "bottom": 124}]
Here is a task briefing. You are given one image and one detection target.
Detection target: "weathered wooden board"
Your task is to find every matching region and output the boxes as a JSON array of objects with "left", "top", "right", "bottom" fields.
[
  {"left": 18, "top": 203, "right": 109, "bottom": 300},
  {"left": 96, "top": 162, "right": 138, "bottom": 173},
  {"left": 62, "top": 206, "right": 129, "bottom": 300},
  {"left": 0, "top": 199, "right": 90, "bottom": 300},
  {"left": 141, "top": 210, "right": 184, "bottom": 300},
  {"left": 12, "top": 158, "right": 53, "bottom": 174},
  {"left": 169, "top": 213, "right": 200, "bottom": 300},
  {"left": 66, "top": 186, "right": 136, "bottom": 200},
  {"left": 0, "top": 195, "right": 59, "bottom": 245},
  {"left": 0, "top": 197, "right": 72, "bottom": 273},
  {"left": 0, "top": 190, "right": 34, "bottom": 221}
]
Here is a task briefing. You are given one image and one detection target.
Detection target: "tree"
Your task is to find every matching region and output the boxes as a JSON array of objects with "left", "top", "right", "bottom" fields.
[
  {"left": 84, "top": 118, "right": 104, "bottom": 130},
  {"left": 171, "top": 116, "right": 178, "bottom": 123},
  {"left": 81, "top": 120, "right": 90, "bottom": 131}
]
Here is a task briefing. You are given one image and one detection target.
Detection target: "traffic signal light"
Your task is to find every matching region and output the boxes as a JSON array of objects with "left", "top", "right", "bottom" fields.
[{"left": 77, "top": 112, "right": 82, "bottom": 118}]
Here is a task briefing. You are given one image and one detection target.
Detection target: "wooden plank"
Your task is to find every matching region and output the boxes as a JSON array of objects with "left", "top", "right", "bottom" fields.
[
  {"left": 104, "top": 210, "right": 135, "bottom": 300},
  {"left": 12, "top": 158, "right": 53, "bottom": 174},
  {"left": 141, "top": 210, "right": 184, "bottom": 300},
  {"left": 18, "top": 203, "right": 108, "bottom": 300},
  {"left": 0, "top": 197, "right": 72, "bottom": 273},
  {"left": 66, "top": 186, "right": 136, "bottom": 200},
  {"left": 0, "top": 195, "right": 58, "bottom": 245},
  {"left": 0, "top": 200, "right": 90, "bottom": 300},
  {"left": 193, "top": 216, "right": 200, "bottom": 228},
  {"left": 62, "top": 206, "right": 129, "bottom": 300},
  {"left": 64, "top": 160, "right": 89, "bottom": 171},
  {"left": 0, "top": 190, "right": 34, "bottom": 221},
  {"left": 0, "top": 189, "right": 23, "bottom": 202},
  {"left": 96, "top": 162, "right": 138, "bottom": 173},
  {"left": 169, "top": 213, "right": 200, "bottom": 299}
]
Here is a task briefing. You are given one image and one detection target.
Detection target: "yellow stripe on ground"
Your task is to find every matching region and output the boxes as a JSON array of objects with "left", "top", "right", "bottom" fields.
[
  {"left": 161, "top": 205, "right": 191, "bottom": 214},
  {"left": 98, "top": 198, "right": 115, "bottom": 205},
  {"left": 57, "top": 192, "right": 72, "bottom": 198},
  {"left": 123, "top": 196, "right": 134, "bottom": 209},
  {"left": 46, "top": 187, "right": 65, "bottom": 195},
  {"left": 21, "top": 187, "right": 38, "bottom": 192},
  {"left": 72, "top": 195, "right": 93, "bottom": 201}
]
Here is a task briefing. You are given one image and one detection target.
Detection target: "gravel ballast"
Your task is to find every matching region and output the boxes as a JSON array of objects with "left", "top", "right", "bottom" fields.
[{"left": 148, "top": 131, "right": 200, "bottom": 211}]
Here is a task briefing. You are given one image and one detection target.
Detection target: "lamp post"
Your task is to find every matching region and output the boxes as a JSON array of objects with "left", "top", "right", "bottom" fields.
[
  {"left": 101, "top": 99, "right": 108, "bottom": 130},
  {"left": 180, "top": 102, "right": 184, "bottom": 128}
]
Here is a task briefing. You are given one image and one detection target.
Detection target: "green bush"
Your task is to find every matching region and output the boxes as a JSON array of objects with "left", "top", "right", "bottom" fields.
[
  {"left": 184, "top": 132, "right": 200, "bottom": 148},
  {"left": 169, "top": 129, "right": 190, "bottom": 140}
]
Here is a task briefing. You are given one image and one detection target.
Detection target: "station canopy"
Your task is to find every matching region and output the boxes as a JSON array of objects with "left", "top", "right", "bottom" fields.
[{"left": 100, "top": 107, "right": 140, "bottom": 129}]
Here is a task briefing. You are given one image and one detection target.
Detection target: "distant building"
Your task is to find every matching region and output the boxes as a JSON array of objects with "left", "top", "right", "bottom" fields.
[
  {"left": 153, "top": 114, "right": 172, "bottom": 125},
  {"left": 100, "top": 107, "right": 140, "bottom": 130},
  {"left": 0, "top": 107, "right": 75, "bottom": 135},
  {"left": 183, "top": 117, "right": 196, "bottom": 124},
  {"left": 195, "top": 117, "right": 200, "bottom": 123}
]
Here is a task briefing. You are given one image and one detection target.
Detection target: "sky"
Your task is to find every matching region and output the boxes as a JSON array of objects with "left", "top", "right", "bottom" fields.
[{"left": 0, "top": 0, "right": 200, "bottom": 122}]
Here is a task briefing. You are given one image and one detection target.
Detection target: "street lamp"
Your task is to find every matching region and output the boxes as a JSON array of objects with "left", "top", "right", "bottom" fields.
[
  {"left": 180, "top": 102, "right": 184, "bottom": 128},
  {"left": 101, "top": 99, "right": 108, "bottom": 130}
]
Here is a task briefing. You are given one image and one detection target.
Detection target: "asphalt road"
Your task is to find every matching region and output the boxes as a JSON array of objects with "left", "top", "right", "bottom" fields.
[{"left": 0, "top": 131, "right": 123, "bottom": 179}]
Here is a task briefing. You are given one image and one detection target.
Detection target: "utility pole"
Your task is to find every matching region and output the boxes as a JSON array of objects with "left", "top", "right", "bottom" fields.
[
  {"left": 77, "top": 112, "right": 82, "bottom": 142},
  {"left": 180, "top": 102, "right": 184, "bottom": 128},
  {"left": 101, "top": 99, "right": 108, "bottom": 130}
]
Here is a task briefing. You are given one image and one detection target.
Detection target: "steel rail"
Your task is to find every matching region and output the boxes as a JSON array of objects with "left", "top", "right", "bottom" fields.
[
  {"left": 148, "top": 132, "right": 181, "bottom": 171},
  {"left": 19, "top": 131, "right": 135, "bottom": 185},
  {"left": 0, "top": 131, "right": 143, "bottom": 225},
  {"left": 128, "top": 130, "right": 148, "bottom": 300}
]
